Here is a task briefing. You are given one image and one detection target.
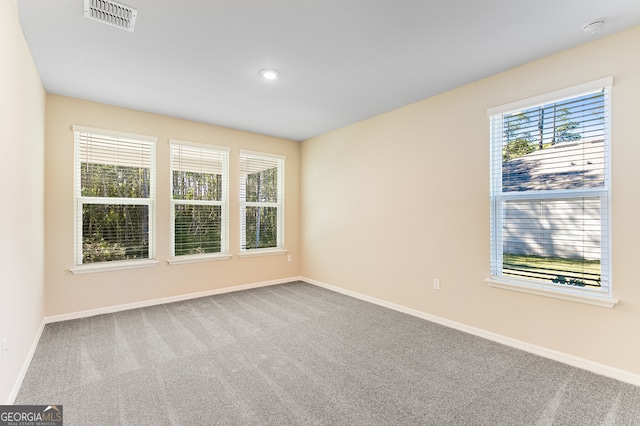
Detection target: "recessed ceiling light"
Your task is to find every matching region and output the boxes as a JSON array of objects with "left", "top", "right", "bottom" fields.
[
  {"left": 582, "top": 20, "right": 605, "bottom": 35},
  {"left": 259, "top": 69, "right": 279, "bottom": 80}
]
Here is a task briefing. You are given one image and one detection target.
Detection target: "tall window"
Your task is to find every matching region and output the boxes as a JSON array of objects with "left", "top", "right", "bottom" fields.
[
  {"left": 73, "top": 126, "right": 156, "bottom": 269},
  {"left": 488, "top": 78, "right": 613, "bottom": 303},
  {"left": 239, "top": 151, "right": 285, "bottom": 252},
  {"left": 170, "top": 141, "right": 229, "bottom": 261}
]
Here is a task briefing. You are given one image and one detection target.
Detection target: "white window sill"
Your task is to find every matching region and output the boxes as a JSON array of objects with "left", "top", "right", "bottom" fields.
[
  {"left": 238, "top": 248, "right": 287, "bottom": 259},
  {"left": 167, "top": 253, "right": 232, "bottom": 265},
  {"left": 485, "top": 277, "right": 618, "bottom": 308},
  {"left": 70, "top": 259, "right": 159, "bottom": 275}
]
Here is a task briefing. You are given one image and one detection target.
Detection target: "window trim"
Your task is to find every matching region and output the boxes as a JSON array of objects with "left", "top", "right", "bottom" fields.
[
  {"left": 167, "top": 253, "right": 232, "bottom": 266},
  {"left": 71, "top": 125, "right": 158, "bottom": 274},
  {"left": 485, "top": 277, "right": 617, "bottom": 308},
  {"left": 487, "top": 77, "right": 613, "bottom": 116},
  {"left": 239, "top": 150, "right": 285, "bottom": 255},
  {"left": 70, "top": 259, "right": 159, "bottom": 275},
  {"left": 237, "top": 248, "right": 288, "bottom": 259},
  {"left": 168, "top": 139, "right": 230, "bottom": 263},
  {"left": 487, "top": 78, "right": 617, "bottom": 307}
]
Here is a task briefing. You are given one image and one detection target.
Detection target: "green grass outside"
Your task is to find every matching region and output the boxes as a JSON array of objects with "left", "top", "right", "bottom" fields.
[{"left": 503, "top": 254, "right": 601, "bottom": 287}]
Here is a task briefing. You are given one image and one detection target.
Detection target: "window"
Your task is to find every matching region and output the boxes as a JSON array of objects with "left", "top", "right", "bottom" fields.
[
  {"left": 239, "top": 151, "right": 285, "bottom": 254},
  {"left": 488, "top": 78, "right": 615, "bottom": 306},
  {"left": 170, "top": 140, "right": 230, "bottom": 263},
  {"left": 73, "top": 126, "right": 157, "bottom": 272}
]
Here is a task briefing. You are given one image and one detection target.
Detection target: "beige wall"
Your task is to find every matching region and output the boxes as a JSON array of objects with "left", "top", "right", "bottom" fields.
[
  {"left": 301, "top": 26, "right": 640, "bottom": 375},
  {"left": 45, "top": 96, "right": 300, "bottom": 316},
  {"left": 0, "top": 0, "right": 46, "bottom": 403}
]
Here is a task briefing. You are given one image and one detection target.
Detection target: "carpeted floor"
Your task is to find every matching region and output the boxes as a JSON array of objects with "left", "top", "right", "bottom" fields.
[{"left": 16, "top": 281, "right": 640, "bottom": 425}]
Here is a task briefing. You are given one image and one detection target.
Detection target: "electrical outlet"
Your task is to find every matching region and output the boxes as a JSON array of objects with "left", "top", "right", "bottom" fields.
[
  {"left": 433, "top": 279, "right": 440, "bottom": 291},
  {"left": 287, "top": 255, "right": 292, "bottom": 263}
]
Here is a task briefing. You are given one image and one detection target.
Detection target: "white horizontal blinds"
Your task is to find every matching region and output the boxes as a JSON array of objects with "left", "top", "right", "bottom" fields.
[
  {"left": 170, "top": 142, "right": 229, "bottom": 256},
  {"left": 501, "top": 198, "right": 603, "bottom": 287},
  {"left": 489, "top": 80, "right": 611, "bottom": 294},
  {"left": 73, "top": 127, "right": 156, "bottom": 266},
  {"left": 501, "top": 89, "right": 607, "bottom": 192},
  {"left": 171, "top": 143, "right": 228, "bottom": 202},
  {"left": 77, "top": 132, "right": 153, "bottom": 198},
  {"left": 240, "top": 151, "right": 285, "bottom": 251}
]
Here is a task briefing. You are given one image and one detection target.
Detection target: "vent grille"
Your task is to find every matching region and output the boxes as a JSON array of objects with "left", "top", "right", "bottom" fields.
[{"left": 84, "top": 0, "right": 138, "bottom": 32}]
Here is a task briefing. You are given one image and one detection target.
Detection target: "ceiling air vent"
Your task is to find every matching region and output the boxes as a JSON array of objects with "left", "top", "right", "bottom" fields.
[{"left": 84, "top": 0, "right": 138, "bottom": 32}]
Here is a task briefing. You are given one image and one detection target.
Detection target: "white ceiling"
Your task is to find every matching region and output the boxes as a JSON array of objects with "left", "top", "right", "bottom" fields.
[{"left": 17, "top": 0, "right": 640, "bottom": 141}]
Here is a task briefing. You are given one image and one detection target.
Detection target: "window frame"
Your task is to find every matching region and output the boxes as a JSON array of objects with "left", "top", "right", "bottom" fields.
[
  {"left": 239, "top": 150, "right": 286, "bottom": 257},
  {"left": 486, "top": 77, "right": 617, "bottom": 308},
  {"left": 71, "top": 125, "right": 158, "bottom": 274},
  {"left": 168, "top": 139, "right": 231, "bottom": 265}
]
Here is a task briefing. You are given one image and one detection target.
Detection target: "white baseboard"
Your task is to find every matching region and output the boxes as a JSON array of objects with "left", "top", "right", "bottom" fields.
[
  {"left": 44, "top": 276, "right": 303, "bottom": 324},
  {"left": 6, "top": 319, "right": 46, "bottom": 405},
  {"left": 302, "top": 277, "right": 640, "bottom": 387}
]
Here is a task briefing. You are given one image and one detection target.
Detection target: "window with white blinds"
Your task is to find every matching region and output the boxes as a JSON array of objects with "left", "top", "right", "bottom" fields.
[
  {"left": 73, "top": 126, "right": 157, "bottom": 268},
  {"left": 239, "top": 151, "right": 285, "bottom": 252},
  {"left": 488, "top": 78, "right": 612, "bottom": 302},
  {"left": 170, "top": 140, "right": 229, "bottom": 260}
]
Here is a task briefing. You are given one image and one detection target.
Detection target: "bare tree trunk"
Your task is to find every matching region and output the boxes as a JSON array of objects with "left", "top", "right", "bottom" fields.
[
  {"left": 538, "top": 108, "right": 544, "bottom": 150},
  {"left": 256, "top": 171, "right": 263, "bottom": 247},
  {"left": 552, "top": 104, "right": 557, "bottom": 145}
]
